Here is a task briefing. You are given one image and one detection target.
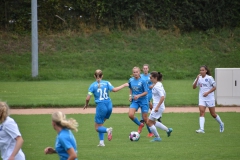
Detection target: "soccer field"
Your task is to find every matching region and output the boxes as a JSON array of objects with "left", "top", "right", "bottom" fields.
[{"left": 11, "top": 112, "right": 240, "bottom": 160}]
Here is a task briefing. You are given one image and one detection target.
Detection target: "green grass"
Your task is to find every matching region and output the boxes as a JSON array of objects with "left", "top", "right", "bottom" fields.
[
  {"left": 0, "top": 28, "right": 240, "bottom": 81},
  {"left": 0, "top": 80, "right": 198, "bottom": 108},
  {"left": 11, "top": 112, "right": 240, "bottom": 160}
]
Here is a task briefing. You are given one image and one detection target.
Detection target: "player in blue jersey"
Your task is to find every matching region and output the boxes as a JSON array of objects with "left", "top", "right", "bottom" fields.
[
  {"left": 84, "top": 69, "right": 128, "bottom": 147},
  {"left": 128, "top": 66, "right": 149, "bottom": 134},
  {"left": 140, "top": 64, "right": 154, "bottom": 137},
  {"left": 44, "top": 111, "right": 78, "bottom": 160}
]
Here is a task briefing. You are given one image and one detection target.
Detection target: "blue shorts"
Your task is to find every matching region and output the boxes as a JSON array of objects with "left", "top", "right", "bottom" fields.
[
  {"left": 130, "top": 100, "right": 149, "bottom": 113},
  {"left": 147, "top": 94, "right": 152, "bottom": 102},
  {"left": 95, "top": 101, "right": 112, "bottom": 124}
]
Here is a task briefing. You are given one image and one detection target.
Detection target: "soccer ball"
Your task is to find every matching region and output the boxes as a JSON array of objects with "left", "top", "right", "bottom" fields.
[{"left": 129, "top": 131, "right": 140, "bottom": 141}]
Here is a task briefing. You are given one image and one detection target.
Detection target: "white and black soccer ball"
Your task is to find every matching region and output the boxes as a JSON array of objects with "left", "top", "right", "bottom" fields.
[{"left": 129, "top": 131, "right": 140, "bottom": 141}]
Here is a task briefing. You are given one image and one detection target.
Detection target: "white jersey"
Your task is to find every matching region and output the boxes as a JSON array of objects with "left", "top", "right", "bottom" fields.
[
  {"left": 0, "top": 117, "right": 25, "bottom": 160},
  {"left": 193, "top": 75, "right": 216, "bottom": 101},
  {"left": 152, "top": 82, "right": 166, "bottom": 108}
]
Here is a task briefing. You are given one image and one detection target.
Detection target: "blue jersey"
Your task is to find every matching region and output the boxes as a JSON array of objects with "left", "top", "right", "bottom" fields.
[
  {"left": 128, "top": 77, "right": 148, "bottom": 102},
  {"left": 140, "top": 73, "right": 153, "bottom": 96},
  {"left": 88, "top": 80, "right": 114, "bottom": 103},
  {"left": 55, "top": 129, "right": 78, "bottom": 160}
]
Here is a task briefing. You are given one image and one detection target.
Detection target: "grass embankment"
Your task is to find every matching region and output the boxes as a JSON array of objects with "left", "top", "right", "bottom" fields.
[{"left": 0, "top": 28, "right": 240, "bottom": 81}]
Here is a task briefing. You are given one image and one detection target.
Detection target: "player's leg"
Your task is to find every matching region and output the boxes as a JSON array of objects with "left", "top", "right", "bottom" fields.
[
  {"left": 139, "top": 103, "right": 149, "bottom": 134},
  {"left": 207, "top": 101, "right": 224, "bottom": 132},
  {"left": 196, "top": 101, "right": 206, "bottom": 133},
  {"left": 147, "top": 111, "right": 161, "bottom": 142},
  {"left": 154, "top": 107, "right": 173, "bottom": 137},
  {"left": 141, "top": 102, "right": 154, "bottom": 137},
  {"left": 129, "top": 102, "right": 142, "bottom": 128},
  {"left": 105, "top": 101, "right": 113, "bottom": 140},
  {"left": 95, "top": 103, "right": 110, "bottom": 146},
  {"left": 95, "top": 123, "right": 105, "bottom": 146}
]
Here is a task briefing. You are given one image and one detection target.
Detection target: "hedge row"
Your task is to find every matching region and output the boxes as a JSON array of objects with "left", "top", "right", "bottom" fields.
[{"left": 0, "top": 0, "right": 239, "bottom": 33}]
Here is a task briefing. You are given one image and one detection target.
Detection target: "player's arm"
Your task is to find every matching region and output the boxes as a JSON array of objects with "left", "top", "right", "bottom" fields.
[
  {"left": 67, "top": 148, "right": 77, "bottom": 160},
  {"left": 204, "top": 86, "right": 216, "bottom": 97},
  {"left": 203, "top": 78, "right": 216, "bottom": 97},
  {"left": 155, "top": 88, "right": 165, "bottom": 112},
  {"left": 134, "top": 80, "right": 148, "bottom": 100},
  {"left": 133, "top": 91, "right": 147, "bottom": 100},
  {"left": 129, "top": 89, "right": 133, "bottom": 102},
  {"left": 44, "top": 147, "right": 57, "bottom": 154},
  {"left": 8, "top": 136, "right": 24, "bottom": 160},
  {"left": 193, "top": 74, "right": 201, "bottom": 89},
  {"left": 112, "top": 83, "right": 129, "bottom": 92},
  {"left": 83, "top": 93, "right": 92, "bottom": 109}
]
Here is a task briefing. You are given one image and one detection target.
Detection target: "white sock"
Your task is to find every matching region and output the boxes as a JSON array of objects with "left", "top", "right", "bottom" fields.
[
  {"left": 155, "top": 121, "right": 168, "bottom": 131},
  {"left": 149, "top": 125, "right": 160, "bottom": 137},
  {"left": 100, "top": 140, "right": 104, "bottom": 144},
  {"left": 215, "top": 115, "right": 223, "bottom": 124},
  {"left": 199, "top": 117, "right": 205, "bottom": 130}
]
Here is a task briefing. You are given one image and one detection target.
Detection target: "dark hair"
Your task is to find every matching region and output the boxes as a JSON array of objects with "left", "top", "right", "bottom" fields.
[
  {"left": 150, "top": 71, "right": 163, "bottom": 81},
  {"left": 200, "top": 65, "right": 211, "bottom": 75}
]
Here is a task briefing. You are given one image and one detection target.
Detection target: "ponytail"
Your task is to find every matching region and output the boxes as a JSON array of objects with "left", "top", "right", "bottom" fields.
[
  {"left": 94, "top": 69, "right": 103, "bottom": 88},
  {"left": 52, "top": 111, "right": 78, "bottom": 132},
  {"left": 150, "top": 71, "right": 163, "bottom": 81}
]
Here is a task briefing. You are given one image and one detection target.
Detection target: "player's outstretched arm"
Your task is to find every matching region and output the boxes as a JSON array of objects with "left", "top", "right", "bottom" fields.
[{"left": 112, "top": 83, "right": 129, "bottom": 92}]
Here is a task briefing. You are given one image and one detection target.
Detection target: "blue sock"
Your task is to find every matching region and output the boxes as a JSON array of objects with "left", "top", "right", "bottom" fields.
[
  {"left": 147, "top": 125, "right": 151, "bottom": 133},
  {"left": 97, "top": 126, "right": 107, "bottom": 133},
  {"left": 98, "top": 132, "right": 104, "bottom": 140},
  {"left": 132, "top": 117, "right": 141, "bottom": 126}
]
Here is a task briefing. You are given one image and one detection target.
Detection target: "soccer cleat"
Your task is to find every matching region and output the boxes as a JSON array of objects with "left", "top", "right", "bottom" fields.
[
  {"left": 196, "top": 129, "right": 205, "bottom": 133},
  {"left": 138, "top": 123, "right": 144, "bottom": 134},
  {"left": 220, "top": 123, "right": 224, "bottom": 133},
  {"left": 167, "top": 128, "right": 173, "bottom": 137},
  {"left": 107, "top": 127, "right": 113, "bottom": 141},
  {"left": 97, "top": 143, "right": 105, "bottom": 147},
  {"left": 150, "top": 137, "right": 162, "bottom": 142},
  {"left": 147, "top": 133, "right": 154, "bottom": 137},
  {"left": 157, "top": 117, "right": 162, "bottom": 122}
]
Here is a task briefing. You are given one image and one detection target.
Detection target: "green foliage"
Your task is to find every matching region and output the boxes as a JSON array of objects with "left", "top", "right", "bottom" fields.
[
  {"left": 12, "top": 113, "right": 240, "bottom": 160},
  {"left": 0, "top": 0, "right": 240, "bottom": 32},
  {"left": 0, "top": 80, "right": 198, "bottom": 108}
]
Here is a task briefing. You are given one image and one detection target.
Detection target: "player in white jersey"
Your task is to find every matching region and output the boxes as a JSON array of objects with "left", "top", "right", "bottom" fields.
[
  {"left": 0, "top": 102, "right": 25, "bottom": 160},
  {"left": 147, "top": 71, "right": 173, "bottom": 142},
  {"left": 193, "top": 65, "right": 224, "bottom": 133}
]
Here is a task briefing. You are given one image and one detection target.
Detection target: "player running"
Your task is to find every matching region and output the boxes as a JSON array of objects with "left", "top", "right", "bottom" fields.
[
  {"left": 128, "top": 67, "right": 149, "bottom": 134},
  {"left": 0, "top": 102, "right": 25, "bottom": 160},
  {"left": 140, "top": 64, "right": 154, "bottom": 137},
  {"left": 147, "top": 71, "right": 173, "bottom": 142},
  {"left": 193, "top": 65, "right": 224, "bottom": 133},
  {"left": 44, "top": 111, "right": 78, "bottom": 160},
  {"left": 84, "top": 69, "right": 128, "bottom": 146}
]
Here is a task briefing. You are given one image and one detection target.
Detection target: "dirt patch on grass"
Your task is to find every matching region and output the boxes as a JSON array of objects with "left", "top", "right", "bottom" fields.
[{"left": 10, "top": 107, "right": 240, "bottom": 115}]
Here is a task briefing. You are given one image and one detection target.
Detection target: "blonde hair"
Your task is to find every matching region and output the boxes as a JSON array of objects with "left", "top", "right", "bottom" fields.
[
  {"left": 94, "top": 69, "right": 103, "bottom": 88},
  {"left": 143, "top": 64, "right": 149, "bottom": 68},
  {"left": 52, "top": 111, "right": 78, "bottom": 132},
  {"left": 132, "top": 66, "right": 140, "bottom": 72},
  {"left": 0, "top": 102, "right": 9, "bottom": 123}
]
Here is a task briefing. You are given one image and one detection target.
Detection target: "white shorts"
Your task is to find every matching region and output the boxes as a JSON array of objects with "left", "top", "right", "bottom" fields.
[
  {"left": 148, "top": 103, "right": 165, "bottom": 121},
  {"left": 199, "top": 100, "right": 215, "bottom": 107}
]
